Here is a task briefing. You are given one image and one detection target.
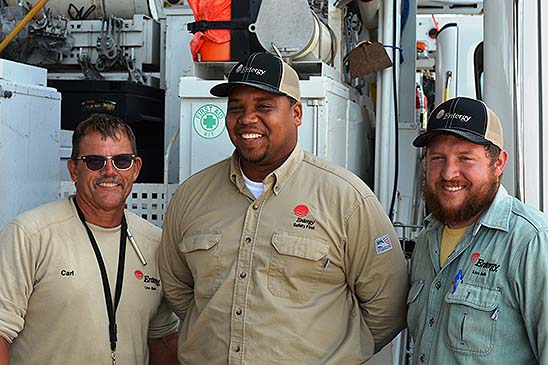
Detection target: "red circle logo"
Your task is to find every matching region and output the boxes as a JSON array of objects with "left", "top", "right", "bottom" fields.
[
  {"left": 293, "top": 204, "right": 309, "bottom": 217},
  {"left": 134, "top": 270, "right": 144, "bottom": 280},
  {"left": 471, "top": 253, "right": 481, "bottom": 263}
]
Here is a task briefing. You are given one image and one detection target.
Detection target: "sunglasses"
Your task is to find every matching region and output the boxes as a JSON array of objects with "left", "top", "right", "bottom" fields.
[{"left": 76, "top": 154, "right": 136, "bottom": 171}]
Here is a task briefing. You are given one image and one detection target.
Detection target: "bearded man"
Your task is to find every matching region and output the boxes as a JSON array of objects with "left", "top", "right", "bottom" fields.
[{"left": 407, "top": 97, "right": 548, "bottom": 365}]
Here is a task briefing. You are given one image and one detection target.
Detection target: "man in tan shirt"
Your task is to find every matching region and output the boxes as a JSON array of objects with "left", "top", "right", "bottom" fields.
[
  {"left": 0, "top": 114, "right": 178, "bottom": 364},
  {"left": 160, "top": 52, "right": 408, "bottom": 364}
]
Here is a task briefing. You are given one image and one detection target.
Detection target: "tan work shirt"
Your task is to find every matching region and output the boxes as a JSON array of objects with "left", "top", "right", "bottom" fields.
[
  {"left": 0, "top": 198, "right": 179, "bottom": 364},
  {"left": 160, "top": 145, "right": 408, "bottom": 364}
]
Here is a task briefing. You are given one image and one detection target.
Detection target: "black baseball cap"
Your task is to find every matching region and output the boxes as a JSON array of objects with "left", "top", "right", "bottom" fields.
[
  {"left": 210, "top": 52, "right": 301, "bottom": 101},
  {"left": 413, "top": 97, "right": 504, "bottom": 149}
]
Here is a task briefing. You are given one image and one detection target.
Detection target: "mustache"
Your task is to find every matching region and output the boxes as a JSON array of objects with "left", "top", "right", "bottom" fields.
[
  {"left": 235, "top": 126, "right": 265, "bottom": 134},
  {"left": 95, "top": 178, "right": 123, "bottom": 185},
  {"left": 437, "top": 177, "right": 467, "bottom": 183},
  {"left": 435, "top": 178, "right": 470, "bottom": 187}
]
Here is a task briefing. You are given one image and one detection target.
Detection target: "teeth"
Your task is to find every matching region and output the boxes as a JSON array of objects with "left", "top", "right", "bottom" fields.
[
  {"left": 445, "top": 186, "right": 464, "bottom": 192},
  {"left": 98, "top": 182, "right": 118, "bottom": 187},
  {"left": 241, "top": 133, "right": 262, "bottom": 140}
]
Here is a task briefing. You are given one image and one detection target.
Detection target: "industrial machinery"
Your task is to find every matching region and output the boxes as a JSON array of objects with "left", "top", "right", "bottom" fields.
[
  {"left": 433, "top": 15, "right": 482, "bottom": 105},
  {"left": 177, "top": 0, "right": 372, "bottom": 183}
]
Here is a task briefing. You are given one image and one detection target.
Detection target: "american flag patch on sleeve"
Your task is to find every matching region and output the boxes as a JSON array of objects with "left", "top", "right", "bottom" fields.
[{"left": 375, "top": 234, "right": 393, "bottom": 255}]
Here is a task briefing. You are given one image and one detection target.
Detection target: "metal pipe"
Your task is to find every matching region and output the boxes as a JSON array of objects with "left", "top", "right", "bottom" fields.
[
  {"left": 444, "top": 71, "right": 453, "bottom": 102},
  {"left": 374, "top": 0, "right": 397, "bottom": 209},
  {"left": 0, "top": 0, "right": 49, "bottom": 54},
  {"left": 311, "top": 101, "right": 320, "bottom": 156},
  {"left": 373, "top": 6, "right": 386, "bottom": 197},
  {"left": 512, "top": 0, "right": 526, "bottom": 201},
  {"left": 345, "top": 99, "right": 350, "bottom": 169},
  {"left": 164, "top": 127, "right": 180, "bottom": 204},
  {"left": 411, "top": 148, "right": 425, "bottom": 226},
  {"left": 358, "top": 0, "right": 381, "bottom": 30}
]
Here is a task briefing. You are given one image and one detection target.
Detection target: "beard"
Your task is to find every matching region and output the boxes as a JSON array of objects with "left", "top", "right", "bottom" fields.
[
  {"left": 423, "top": 169, "right": 500, "bottom": 227},
  {"left": 238, "top": 147, "right": 268, "bottom": 163}
]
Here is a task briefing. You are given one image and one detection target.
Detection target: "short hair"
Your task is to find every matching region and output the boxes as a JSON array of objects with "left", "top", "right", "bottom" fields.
[
  {"left": 71, "top": 114, "right": 137, "bottom": 160},
  {"left": 485, "top": 143, "right": 502, "bottom": 166}
]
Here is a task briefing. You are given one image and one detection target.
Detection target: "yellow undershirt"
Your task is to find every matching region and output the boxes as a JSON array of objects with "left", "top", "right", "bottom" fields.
[{"left": 440, "top": 225, "right": 469, "bottom": 267}]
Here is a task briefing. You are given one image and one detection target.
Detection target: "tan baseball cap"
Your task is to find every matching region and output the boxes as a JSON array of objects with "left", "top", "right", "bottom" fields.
[
  {"left": 210, "top": 52, "right": 301, "bottom": 101},
  {"left": 413, "top": 97, "right": 504, "bottom": 149}
]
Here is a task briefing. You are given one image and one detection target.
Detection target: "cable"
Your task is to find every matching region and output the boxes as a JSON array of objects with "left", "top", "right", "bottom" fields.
[
  {"left": 388, "top": 0, "right": 399, "bottom": 222},
  {"left": 68, "top": 3, "right": 82, "bottom": 20},
  {"left": 81, "top": 5, "right": 96, "bottom": 20},
  {"left": 431, "top": 14, "right": 440, "bottom": 32},
  {"left": 401, "top": 0, "right": 410, "bottom": 32},
  {"left": 101, "top": 0, "right": 107, "bottom": 18}
]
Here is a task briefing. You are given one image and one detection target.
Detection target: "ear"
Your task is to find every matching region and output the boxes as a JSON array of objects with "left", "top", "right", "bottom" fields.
[
  {"left": 132, "top": 156, "right": 143, "bottom": 182},
  {"left": 67, "top": 159, "right": 78, "bottom": 182},
  {"left": 293, "top": 101, "right": 303, "bottom": 127},
  {"left": 494, "top": 149, "right": 508, "bottom": 177}
]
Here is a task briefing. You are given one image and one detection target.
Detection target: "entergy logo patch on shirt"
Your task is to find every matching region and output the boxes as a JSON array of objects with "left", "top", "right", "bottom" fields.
[{"left": 375, "top": 234, "right": 393, "bottom": 255}]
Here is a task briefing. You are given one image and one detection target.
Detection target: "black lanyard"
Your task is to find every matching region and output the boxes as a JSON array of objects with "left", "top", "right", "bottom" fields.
[{"left": 73, "top": 197, "right": 127, "bottom": 361}]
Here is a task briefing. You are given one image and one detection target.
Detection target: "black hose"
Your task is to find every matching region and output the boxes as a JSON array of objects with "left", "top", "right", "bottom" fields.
[{"left": 388, "top": 0, "right": 399, "bottom": 222}]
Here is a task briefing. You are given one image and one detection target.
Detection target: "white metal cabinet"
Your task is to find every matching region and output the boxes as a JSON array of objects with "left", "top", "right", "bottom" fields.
[{"left": 0, "top": 59, "right": 61, "bottom": 229}]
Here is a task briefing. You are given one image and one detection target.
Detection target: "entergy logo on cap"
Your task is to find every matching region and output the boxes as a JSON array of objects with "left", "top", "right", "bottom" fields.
[
  {"left": 235, "top": 65, "right": 267, "bottom": 76},
  {"left": 436, "top": 109, "right": 445, "bottom": 119}
]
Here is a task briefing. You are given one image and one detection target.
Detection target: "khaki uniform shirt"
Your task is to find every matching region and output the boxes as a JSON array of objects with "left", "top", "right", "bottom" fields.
[
  {"left": 160, "top": 145, "right": 408, "bottom": 364},
  {"left": 0, "top": 198, "right": 179, "bottom": 364}
]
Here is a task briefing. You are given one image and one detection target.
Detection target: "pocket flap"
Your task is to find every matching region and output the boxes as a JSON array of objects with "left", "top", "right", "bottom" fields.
[
  {"left": 271, "top": 233, "right": 329, "bottom": 261},
  {"left": 407, "top": 280, "right": 425, "bottom": 304},
  {"left": 445, "top": 282, "right": 499, "bottom": 311},
  {"left": 178, "top": 233, "right": 222, "bottom": 253}
]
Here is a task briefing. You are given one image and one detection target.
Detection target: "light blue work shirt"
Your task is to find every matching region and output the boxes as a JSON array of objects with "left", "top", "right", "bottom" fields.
[{"left": 408, "top": 186, "right": 548, "bottom": 364}]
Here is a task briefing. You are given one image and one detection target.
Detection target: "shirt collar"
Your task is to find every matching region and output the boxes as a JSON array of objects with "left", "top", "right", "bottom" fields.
[
  {"left": 472, "top": 185, "right": 512, "bottom": 234},
  {"left": 229, "top": 144, "right": 304, "bottom": 195}
]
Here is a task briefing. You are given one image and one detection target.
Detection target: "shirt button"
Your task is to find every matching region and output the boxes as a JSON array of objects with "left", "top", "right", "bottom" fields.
[
  {"left": 234, "top": 345, "right": 240, "bottom": 353},
  {"left": 240, "top": 272, "right": 247, "bottom": 279},
  {"left": 435, "top": 281, "right": 441, "bottom": 290},
  {"left": 429, "top": 318, "right": 435, "bottom": 327},
  {"left": 245, "top": 237, "right": 251, "bottom": 244},
  {"left": 253, "top": 205, "right": 259, "bottom": 210},
  {"left": 420, "top": 354, "right": 426, "bottom": 363},
  {"left": 235, "top": 308, "right": 242, "bottom": 315}
]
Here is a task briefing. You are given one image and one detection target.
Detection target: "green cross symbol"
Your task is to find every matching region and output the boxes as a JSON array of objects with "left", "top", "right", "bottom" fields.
[{"left": 202, "top": 114, "right": 217, "bottom": 130}]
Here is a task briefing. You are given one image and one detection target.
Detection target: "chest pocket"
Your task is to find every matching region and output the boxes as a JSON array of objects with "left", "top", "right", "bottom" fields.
[
  {"left": 444, "top": 282, "right": 500, "bottom": 355},
  {"left": 178, "top": 233, "right": 222, "bottom": 298},
  {"left": 406, "top": 280, "right": 425, "bottom": 338},
  {"left": 268, "top": 232, "right": 329, "bottom": 303}
]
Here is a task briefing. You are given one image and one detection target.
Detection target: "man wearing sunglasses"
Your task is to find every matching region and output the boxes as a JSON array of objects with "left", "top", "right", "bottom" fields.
[{"left": 0, "top": 114, "right": 178, "bottom": 364}]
